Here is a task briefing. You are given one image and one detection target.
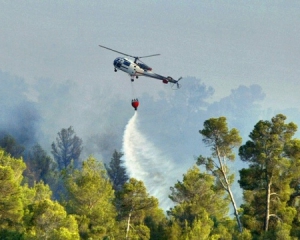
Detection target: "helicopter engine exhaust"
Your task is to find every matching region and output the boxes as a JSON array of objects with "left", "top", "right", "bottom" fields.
[{"left": 137, "top": 63, "right": 152, "bottom": 71}]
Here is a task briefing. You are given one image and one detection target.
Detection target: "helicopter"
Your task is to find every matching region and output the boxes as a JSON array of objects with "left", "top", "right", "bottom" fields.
[{"left": 99, "top": 45, "right": 182, "bottom": 89}]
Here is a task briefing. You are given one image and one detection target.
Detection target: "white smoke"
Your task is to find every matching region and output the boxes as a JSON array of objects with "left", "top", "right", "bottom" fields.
[{"left": 123, "top": 112, "right": 176, "bottom": 210}]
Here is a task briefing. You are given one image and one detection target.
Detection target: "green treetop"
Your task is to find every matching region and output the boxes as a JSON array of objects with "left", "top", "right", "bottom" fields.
[
  {"left": 239, "top": 114, "right": 298, "bottom": 238},
  {"left": 197, "top": 116, "right": 243, "bottom": 232},
  {"left": 116, "top": 178, "right": 159, "bottom": 240},
  {"left": 168, "top": 165, "right": 236, "bottom": 239},
  {"left": 65, "top": 156, "right": 116, "bottom": 239}
]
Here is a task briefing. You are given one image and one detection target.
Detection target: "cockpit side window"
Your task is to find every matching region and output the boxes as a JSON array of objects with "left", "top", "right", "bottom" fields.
[{"left": 123, "top": 60, "right": 131, "bottom": 66}]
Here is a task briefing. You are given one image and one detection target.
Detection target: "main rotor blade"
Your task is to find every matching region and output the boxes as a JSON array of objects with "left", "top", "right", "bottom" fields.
[
  {"left": 99, "top": 45, "right": 135, "bottom": 58},
  {"left": 99, "top": 45, "right": 160, "bottom": 60},
  {"left": 138, "top": 54, "right": 161, "bottom": 59}
]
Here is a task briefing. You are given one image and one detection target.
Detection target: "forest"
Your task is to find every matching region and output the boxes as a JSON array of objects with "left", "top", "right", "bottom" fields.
[{"left": 1, "top": 113, "right": 300, "bottom": 240}]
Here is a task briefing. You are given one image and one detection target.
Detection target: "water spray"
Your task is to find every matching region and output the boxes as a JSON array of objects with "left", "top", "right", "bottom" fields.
[{"left": 123, "top": 112, "right": 175, "bottom": 210}]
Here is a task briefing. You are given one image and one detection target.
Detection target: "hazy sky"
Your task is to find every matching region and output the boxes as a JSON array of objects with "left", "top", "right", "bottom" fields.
[{"left": 1, "top": 1, "right": 300, "bottom": 109}]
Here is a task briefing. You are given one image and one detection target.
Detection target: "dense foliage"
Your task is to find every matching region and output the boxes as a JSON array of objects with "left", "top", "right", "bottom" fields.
[{"left": 1, "top": 114, "right": 300, "bottom": 239}]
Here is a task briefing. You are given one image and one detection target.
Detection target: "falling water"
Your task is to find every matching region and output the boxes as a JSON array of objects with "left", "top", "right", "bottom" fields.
[{"left": 123, "top": 112, "right": 175, "bottom": 210}]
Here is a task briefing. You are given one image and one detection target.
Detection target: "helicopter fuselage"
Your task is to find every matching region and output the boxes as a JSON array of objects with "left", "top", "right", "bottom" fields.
[
  {"left": 113, "top": 57, "right": 177, "bottom": 84},
  {"left": 113, "top": 57, "right": 145, "bottom": 78}
]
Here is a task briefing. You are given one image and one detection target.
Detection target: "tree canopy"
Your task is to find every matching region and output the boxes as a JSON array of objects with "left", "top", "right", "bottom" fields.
[
  {"left": 105, "top": 150, "right": 129, "bottom": 191},
  {"left": 239, "top": 114, "right": 298, "bottom": 238},
  {"left": 1, "top": 113, "right": 300, "bottom": 239},
  {"left": 197, "top": 116, "right": 243, "bottom": 232}
]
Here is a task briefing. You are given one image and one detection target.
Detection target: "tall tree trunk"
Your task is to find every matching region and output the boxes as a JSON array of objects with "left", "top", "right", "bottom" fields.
[
  {"left": 227, "top": 185, "right": 243, "bottom": 232},
  {"left": 126, "top": 212, "right": 132, "bottom": 239},
  {"left": 264, "top": 180, "right": 272, "bottom": 231},
  {"left": 217, "top": 150, "right": 243, "bottom": 232}
]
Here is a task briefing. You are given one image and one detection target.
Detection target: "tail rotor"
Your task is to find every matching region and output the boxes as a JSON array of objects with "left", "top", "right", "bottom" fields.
[{"left": 171, "top": 77, "right": 182, "bottom": 90}]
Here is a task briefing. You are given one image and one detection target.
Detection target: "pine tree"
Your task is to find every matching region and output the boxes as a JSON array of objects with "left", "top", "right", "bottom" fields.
[
  {"left": 197, "top": 116, "right": 243, "bottom": 232},
  {"left": 65, "top": 156, "right": 117, "bottom": 239},
  {"left": 0, "top": 134, "right": 25, "bottom": 158},
  {"left": 0, "top": 149, "right": 25, "bottom": 237},
  {"left": 168, "top": 165, "right": 233, "bottom": 239},
  {"left": 285, "top": 139, "right": 300, "bottom": 237},
  {"left": 239, "top": 114, "right": 297, "bottom": 237},
  {"left": 51, "top": 126, "right": 83, "bottom": 170},
  {"left": 24, "top": 144, "right": 56, "bottom": 186},
  {"left": 105, "top": 150, "right": 129, "bottom": 191},
  {"left": 24, "top": 202, "right": 79, "bottom": 238},
  {"left": 0, "top": 150, "right": 27, "bottom": 238},
  {"left": 116, "top": 178, "right": 159, "bottom": 239}
]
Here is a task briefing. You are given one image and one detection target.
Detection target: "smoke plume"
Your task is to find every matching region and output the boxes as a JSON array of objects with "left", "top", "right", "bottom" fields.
[{"left": 0, "top": 71, "right": 40, "bottom": 148}]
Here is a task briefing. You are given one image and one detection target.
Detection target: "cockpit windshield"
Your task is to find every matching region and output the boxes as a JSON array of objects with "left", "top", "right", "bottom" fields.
[{"left": 113, "top": 58, "right": 121, "bottom": 67}]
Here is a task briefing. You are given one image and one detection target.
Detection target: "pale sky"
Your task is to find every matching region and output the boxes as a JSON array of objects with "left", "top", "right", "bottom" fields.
[{"left": 1, "top": 1, "right": 300, "bottom": 109}]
